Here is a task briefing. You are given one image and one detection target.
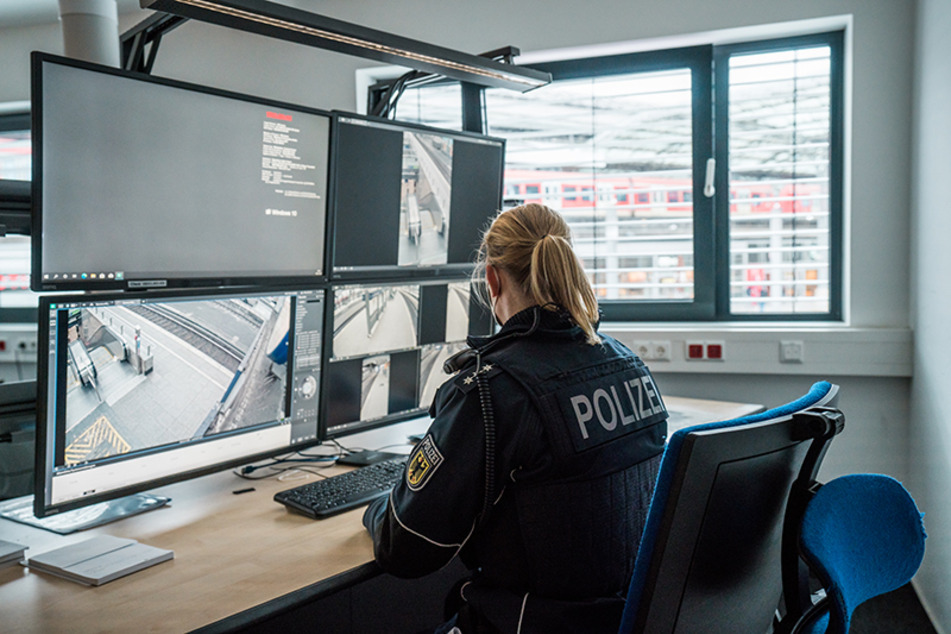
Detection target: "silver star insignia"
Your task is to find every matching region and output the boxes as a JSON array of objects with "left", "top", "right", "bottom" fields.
[{"left": 463, "top": 374, "right": 475, "bottom": 385}]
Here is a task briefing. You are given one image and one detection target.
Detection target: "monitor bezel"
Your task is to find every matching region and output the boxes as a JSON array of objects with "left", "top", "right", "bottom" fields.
[
  {"left": 318, "top": 275, "right": 492, "bottom": 441},
  {"left": 327, "top": 111, "right": 505, "bottom": 283},
  {"left": 34, "top": 284, "right": 327, "bottom": 518},
  {"left": 30, "top": 52, "right": 334, "bottom": 293}
]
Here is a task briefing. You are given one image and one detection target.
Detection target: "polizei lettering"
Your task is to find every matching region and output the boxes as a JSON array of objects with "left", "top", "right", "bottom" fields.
[{"left": 570, "top": 375, "right": 666, "bottom": 441}]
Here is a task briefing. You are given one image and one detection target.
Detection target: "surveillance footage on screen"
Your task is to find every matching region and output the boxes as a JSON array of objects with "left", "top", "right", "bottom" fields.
[{"left": 61, "top": 296, "right": 291, "bottom": 465}]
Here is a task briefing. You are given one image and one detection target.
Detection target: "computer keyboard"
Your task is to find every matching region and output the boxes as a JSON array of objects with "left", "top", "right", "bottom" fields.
[{"left": 273, "top": 456, "right": 407, "bottom": 519}]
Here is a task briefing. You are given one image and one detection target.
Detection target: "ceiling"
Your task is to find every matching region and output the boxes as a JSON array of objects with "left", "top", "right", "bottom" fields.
[{"left": 0, "top": 0, "right": 144, "bottom": 28}]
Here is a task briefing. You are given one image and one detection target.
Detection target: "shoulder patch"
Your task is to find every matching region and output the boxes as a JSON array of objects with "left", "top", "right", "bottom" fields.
[
  {"left": 453, "top": 362, "right": 502, "bottom": 394},
  {"left": 406, "top": 434, "right": 444, "bottom": 491}
]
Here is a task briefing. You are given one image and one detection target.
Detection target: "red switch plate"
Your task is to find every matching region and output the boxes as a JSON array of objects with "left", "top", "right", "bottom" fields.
[
  {"left": 687, "top": 343, "right": 704, "bottom": 359},
  {"left": 707, "top": 343, "right": 723, "bottom": 359}
]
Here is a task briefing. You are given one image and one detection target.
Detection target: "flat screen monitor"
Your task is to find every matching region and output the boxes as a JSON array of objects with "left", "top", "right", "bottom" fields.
[
  {"left": 321, "top": 278, "right": 493, "bottom": 439},
  {"left": 31, "top": 53, "right": 331, "bottom": 292},
  {"left": 330, "top": 113, "right": 504, "bottom": 280},
  {"left": 35, "top": 286, "right": 325, "bottom": 517}
]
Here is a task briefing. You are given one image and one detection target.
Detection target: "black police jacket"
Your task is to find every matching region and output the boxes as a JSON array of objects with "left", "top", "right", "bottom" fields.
[{"left": 364, "top": 306, "right": 667, "bottom": 633}]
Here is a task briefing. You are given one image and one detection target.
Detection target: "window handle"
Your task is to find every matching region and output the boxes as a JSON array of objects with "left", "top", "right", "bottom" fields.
[{"left": 703, "top": 158, "right": 716, "bottom": 198}]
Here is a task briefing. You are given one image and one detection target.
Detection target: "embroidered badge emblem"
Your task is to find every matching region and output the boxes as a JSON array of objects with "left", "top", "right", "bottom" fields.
[{"left": 406, "top": 434, "right": 444, "bottom": 491}]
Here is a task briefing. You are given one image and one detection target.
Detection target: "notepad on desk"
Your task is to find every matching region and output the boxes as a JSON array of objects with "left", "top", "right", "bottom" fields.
[
  {"left": 27, "top": 534, "right": 173, "bottom": 586},
  {"left": 0, "top": 538, "right": 28, "bottom": 569}
]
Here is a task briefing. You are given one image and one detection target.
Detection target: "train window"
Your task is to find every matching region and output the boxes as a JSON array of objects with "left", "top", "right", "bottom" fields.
[{"left": 390, "top": 31, "right": 843, "bottom": 321}]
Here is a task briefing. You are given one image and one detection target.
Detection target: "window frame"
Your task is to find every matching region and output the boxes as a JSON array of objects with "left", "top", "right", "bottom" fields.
[
  {"left": 487, "top": 45, "right": 716, "bottom": 321},
  {"left": 382, "top": 31, "right": 845, "bottom": 322},
  {"left": 713, "top": 31, "right": 844, "bottom": 321}
]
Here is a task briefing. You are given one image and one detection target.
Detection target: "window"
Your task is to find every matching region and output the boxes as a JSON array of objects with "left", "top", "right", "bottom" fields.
[
  {"left": 0, "top": 108, "right": 37, "bottom": 323},
  {"left": 484, "top": 46, "right": 715, "bottom": 321},
  {"left": 389, "top": 31, "right": 843, "bottom": 321},
  {"left": 0, "top": 110, "right": 30, "bottom": 180},
  {"left": 717, "top": 38, "right": 841, "bottom": 317},
  {"left": 0, "top": 234, "right": 33, "bottom": 322}
]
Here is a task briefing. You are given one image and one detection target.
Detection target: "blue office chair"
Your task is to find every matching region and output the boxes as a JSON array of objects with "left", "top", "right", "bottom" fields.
[
  {"left": 782, "top": 474, "right": 926, "bottom": 634},
  {"left": 618, "top": 381, "right": 843, "bottom": 634}
]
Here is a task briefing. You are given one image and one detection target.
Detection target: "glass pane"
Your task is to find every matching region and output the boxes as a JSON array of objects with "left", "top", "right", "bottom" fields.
[
  {"left": 0, "top": 235, "right": 36, "bottom": 311},
  {"left": 393, "top": 82, "right": 463, "bottom": 131},
  {"left": 485, "top": 68, "right": 695, "bottom": 301},
  {"left": 728, "top": 46, "right": 832, "bottom": 315},
  {"left": 0, "top": 128, "right": 31, "bottom": 180}
]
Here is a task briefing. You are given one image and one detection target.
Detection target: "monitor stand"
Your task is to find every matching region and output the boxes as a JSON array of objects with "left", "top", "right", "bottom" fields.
[{"left": 0, "top": 493, "right": 170, "bottom": 535}]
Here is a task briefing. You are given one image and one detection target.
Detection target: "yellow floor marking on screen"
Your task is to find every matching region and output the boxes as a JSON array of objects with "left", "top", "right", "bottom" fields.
[{"left": 64, "top": 415, "right": 131, "bottom": 465}]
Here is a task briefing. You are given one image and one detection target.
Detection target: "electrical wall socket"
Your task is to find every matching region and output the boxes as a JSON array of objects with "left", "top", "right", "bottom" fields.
[
  {"left": 780, "top": 340, "right": 805, "bottom": 363},
  {"left": 633, "top": 341, "right": 651, "bottom": 359},
  {"left": 631, "top": 340, "right": 671, "bottom": 361},
  {"left": 649, "top": 340, "right": 671, "bottom": 361},
  {"left": 685, "top": 340, "right": 725, "bottom": 361}
]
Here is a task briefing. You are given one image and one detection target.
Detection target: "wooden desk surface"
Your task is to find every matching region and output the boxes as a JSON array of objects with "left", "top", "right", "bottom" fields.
[
  {"left": 0, "top": 396, "right": 763, "bottom": 633},
  {"left": 0, "top": 464, "right": 378, "bottom": 633}
]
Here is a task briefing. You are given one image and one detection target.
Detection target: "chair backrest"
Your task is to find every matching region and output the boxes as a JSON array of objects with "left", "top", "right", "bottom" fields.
[
  {"left": 618, "top": 381, "right": 842, "bottom": 634},
  {"left": 790, "top": 474, "right": 926, "bottom": 634}
]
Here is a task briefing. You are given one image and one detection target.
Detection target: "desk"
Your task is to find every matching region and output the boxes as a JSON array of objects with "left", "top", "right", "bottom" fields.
[
  {"left": 0, "top": 396, "right": 762, "bottom": 633},
  {"left": 664, "top": 394, "right": 766, "bottom": 434}
]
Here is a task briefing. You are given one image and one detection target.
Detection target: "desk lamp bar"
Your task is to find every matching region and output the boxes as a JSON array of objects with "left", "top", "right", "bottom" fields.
[{"left": 140, "top": 0, "right": 552, "bottom": 92}]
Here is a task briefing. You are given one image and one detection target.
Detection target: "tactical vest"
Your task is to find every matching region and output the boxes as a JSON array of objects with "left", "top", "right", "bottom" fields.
[{"left": 459, "top": 314, "right": 667, "bottom": 632}]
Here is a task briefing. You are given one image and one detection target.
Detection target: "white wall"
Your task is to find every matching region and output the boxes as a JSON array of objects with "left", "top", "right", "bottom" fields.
[
  {"left": 0, "top": 22, "right": 61, "bottom": 101},
  {"left": 910, "top": 0, "right": 951, "bottom": 629},
  {"left": 3, "top": 0, "right": 941, "bottom": 627}
]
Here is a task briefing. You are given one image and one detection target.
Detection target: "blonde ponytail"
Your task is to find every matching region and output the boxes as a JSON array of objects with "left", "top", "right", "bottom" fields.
[{"left": 475, "top": 203, "right": 601, "bottom": 344}]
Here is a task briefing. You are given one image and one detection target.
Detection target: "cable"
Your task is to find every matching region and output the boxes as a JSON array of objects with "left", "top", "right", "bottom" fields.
[
  {"left": 470, "top": 306, "right": 541, "bottom": 527},
  {"left": 233, "top": 450, "right": 341, "bottom": 479},
  {"left": 475, "top": 349, "right": 497, "bottom": 526},
  {"left": 232, "top": 440, "right": 415, "bottom": 481},
  {"left": 233, "top": 462, "right": 337, "bottom": 481},
  {"left": 328, "top": 439, "right": 415, "bottom": 456}
]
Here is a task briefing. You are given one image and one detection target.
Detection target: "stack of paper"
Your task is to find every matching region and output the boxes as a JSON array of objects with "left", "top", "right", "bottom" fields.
[
  {"left": 0, "top": 538, "right": 27, "bottom": 569},
  {"left": 27, "top": 534, "right": 173, "bottom": 586}
]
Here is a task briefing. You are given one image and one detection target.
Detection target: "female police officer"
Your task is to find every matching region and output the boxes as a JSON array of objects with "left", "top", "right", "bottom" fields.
[{"left": 363, "top": 203, "right": 668, "bottom": 633}]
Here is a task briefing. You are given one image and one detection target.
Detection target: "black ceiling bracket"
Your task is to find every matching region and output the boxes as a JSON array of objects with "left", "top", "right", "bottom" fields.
[
  {"left": 368, "top": 46, "right": 526, "bottom": 119},
  {"left": 120, "top": 12, "right": 188, "bottom": 74}
]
